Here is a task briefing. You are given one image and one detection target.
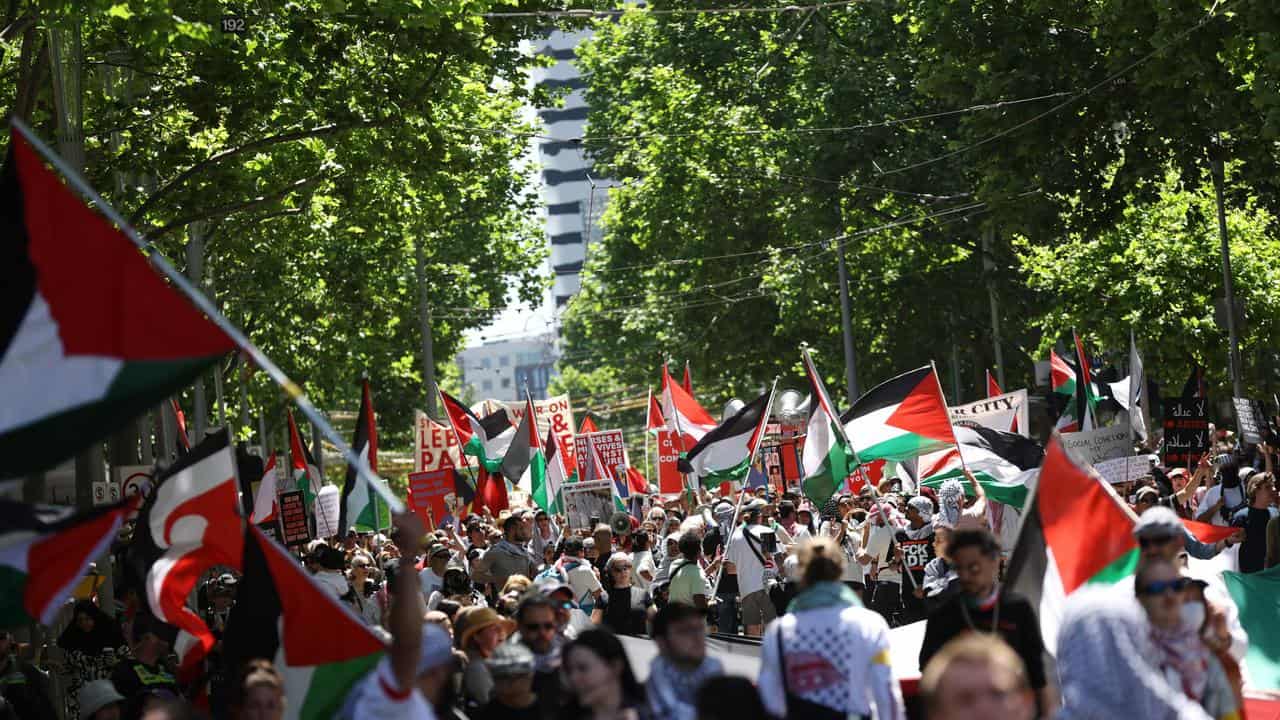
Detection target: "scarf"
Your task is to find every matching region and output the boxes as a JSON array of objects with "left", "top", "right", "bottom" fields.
[
  {"left": 647, "top": 655, "right": 724, "bottom": 720},
  {"left": 938, "top": 479, "right": 965, "bottom": 528},
  {"left": 1150, "top": 624, "right": 1211, "bottom": 701},
  {"left": 787, "top": 581, "right": 863, "bottom": 613}
]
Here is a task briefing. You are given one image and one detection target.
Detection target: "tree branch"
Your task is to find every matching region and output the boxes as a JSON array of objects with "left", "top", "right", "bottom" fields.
[
  {"left": 143, "top": 174, "right": 325, "bottom": 239},
  {"left": 129, "top": 119, "right": 390, "bottom": 223}
]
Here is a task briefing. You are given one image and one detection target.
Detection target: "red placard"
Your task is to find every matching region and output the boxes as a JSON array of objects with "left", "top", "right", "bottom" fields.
[
  {"left": 574, "top": 430, "right": 627, "bottom": 481},
  {"left": 408, "top": 469, "right": 462, "bottom": 530},
  {"left": 656, "top": 430, "right": 684, "bottom": 495}
]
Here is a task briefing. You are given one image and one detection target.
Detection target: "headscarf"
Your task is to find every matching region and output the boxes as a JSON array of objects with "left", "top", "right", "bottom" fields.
[
  {"left": 1056, "top": 586, "right": 1212, "bottom": 720},
  {"left": 1150, "top": 622, "right": 1211, "bottom": 701},
  {"left": 57, "top": 600, "right": 125, "bottom": 656},
  {"left": 937, "top": 479, "right": 965, "bottom": 529}
]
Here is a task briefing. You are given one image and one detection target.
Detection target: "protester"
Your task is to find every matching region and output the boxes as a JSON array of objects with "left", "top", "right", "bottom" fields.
[
  {"left": 666, "top": 532, "right": 711, "bottom": 611},
  {"left": 647, "top": 603, "right": 723, "bottom": 720},
  {"left": 724, "top": 498, "right": 774, "bottom": 636},
  {"left": 474, "top": 515, "right": 538, "bottom": 593},
  {"left": 0, "top": 630, "right": 56, "bottom": 720},
  {"left": 1233, "top": 471, "right": 1278, "bottom": 573},
  {"left": 349, "top": 553, "right": 382, "bottom": 626},
  {"left": 430, "top": 563, "right": 487, "bottom": 610},
  {"left": 1056, "top": 585, "right": 1212, "bottom": 719},
  {"left": 560, "top": 537, "right": 604, "bottom": 612},
  {"left": 919, "top": 634, "right": 1035, "bottom": 720},
  {"left": 1197, "top": 459, "right": 1248, "bottom": 527},
  {"left": 313, "top": 545, "right": 353, "bottom": 600},
  {"left": 591, "top": 552, "right": 654, "bottom": 636},
  {"left": 705, "top": 500, "right": 739, "bottom": 633},
  {"left": 918, "top": 529, "right": 1053, "bottom": 714},
  {"left": 236, "top": 659, "right": 285, "bottom": 720},
  {"left": 758, "top": 537, "right": 904, "bottom": 720},
  {"left": 58, "top": 600, "right": 127, "bottom": 720},
  {"left": 899, "top": 494, "right": 936, "bottom": 624},
  {"left": 694, "top": 677, "right": 769, "bottom": 720},
  {"left": 419, "top": 543, "right": 452, "bottom": 602},
  {"left": 77, "top": 679, "right": 126, "bottom": 720},
  {"left": 559, "top": 628, "right": 647, "bottom": 720},
  {"left": 1184, "top": 578, "right": 1245, "bottom": 709},
  {"left": 532, "top": 510, "right": 560, "bottom": 560},
  {"left": 629, "top": 532, "right": 656, "bottom": 591},
  {"left": 109, "top": 616, "right": 179, "bottom": 720},
  {"left": 456, "top": 606, "right": 517, "bottom": 706},
  {"left": 921, "top": 521, "right": 959, "bottom": 613},
  {"left": 475, "top": 640, "right": 540, "bottom": 720},
  {"left": 514, "top": 591, "right": 565, "bottom": 715},
  {"left": 860, "top": 499, "right": 905, "bottom": 626}
]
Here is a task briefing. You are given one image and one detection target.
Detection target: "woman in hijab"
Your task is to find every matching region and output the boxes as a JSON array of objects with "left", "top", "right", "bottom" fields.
[
  {"left": 1057, "top": 584, "right": 1212, "bottom": 720},
  {"left": 1135, "top": 560, "right": 1240, "bottom": 720},
  {"left": 57, "top": 600, "right": 127, "bottom": 719}
]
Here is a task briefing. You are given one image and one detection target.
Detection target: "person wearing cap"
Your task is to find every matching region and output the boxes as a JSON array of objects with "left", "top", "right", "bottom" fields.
[
  {"left": 1232, "top": 471, "right": 1278, "bottom": 573},
  {"left": 724, "top": 497, "right": 776, "bottom": 636},
  {"left": 472, "top": 515, "right": 537, "bottom": 595},
  {"left": 474, "top": 641, "right": 539, "bottom": 720},
  {"left": 533, "top": 576, "right": 592, "bottom": 638},
  {"left": 455, "top": 607, "right": 516, "bottom": 706},
  {"left": 109, "top": 616, "right": 179, "bottom": 720},
  {"left": 899, "top": 495, "right": 936, "bottom": 624},
  {"left": 591, "top": 552, "right": 654, "bottom": 636},
  {"left": 419, "top": 543, "right": 452, "bottom": 604},
  {"left": 77, "top": 679, "right": 125, "bottom": 720}
]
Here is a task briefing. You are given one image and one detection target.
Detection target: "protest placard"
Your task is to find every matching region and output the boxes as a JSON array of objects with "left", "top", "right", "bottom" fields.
[
  {"left": 1164, "top": 398, "right": 1209, "bottom": 467},
  {"left": 477, "top": 395, "right": 577, "bottom": 452},
  {"left": 414, "top": 411, "right": 465, "bottom": 472},
  {"left": 561, "top": 480, "right": 615, "bottom": 530},
  {"left": 655, "top": 429, "right": 684, "bottom": 495},
  {"left": 1094, "top": 454, "right": 1160, "bottom": 485},
  {"left": 949, "top": 389, "right": 1030, "bottom": 437},
  {"left": 574, "top": 430, "right": 628, "bottom": 481},
  {"left": 1060, "top": 423, "right": 1132, "bottom": 465},
  {"left": 408, "top": 469, "right": 464, "bottom": 530},
  {"left": 1233, "top": 397, "right": 1267, "bottom": 445},
  {"left": 279, "top": 490, "right": 310, "bottom": 546}
]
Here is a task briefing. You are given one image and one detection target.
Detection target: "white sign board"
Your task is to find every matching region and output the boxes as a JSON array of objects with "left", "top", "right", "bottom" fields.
[
  {"left": 1094, "top": 454, "right": 1160, "bottom": 485},
  {"left": 1060, "top": 423, "right": 1132, "bottom": 466},
  {"left": 949, "top": 389, "right": 1029, "bottom": 438},
  {"left": 477, "top": 395, "right": 577, "bottom": 449}
]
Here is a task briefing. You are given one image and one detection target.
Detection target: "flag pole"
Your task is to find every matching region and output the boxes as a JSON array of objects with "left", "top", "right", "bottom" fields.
[
  {"left": 437, "top": 386, "right": 482, "bottom": 494},
  {"left": 663, "top": 362, "right": 696, "bottom": 508},
  {"left": 710, "top": 377, "right": 779, "bottom": 598},
  {"left": 11, "top": 119, "right": 403, "bottom": 515},
  {"left": 643, "top": 386, "right": 653, "bottom": 491},
  {"left": 931, "top": 360, "right": 970, "bottom": 477}
]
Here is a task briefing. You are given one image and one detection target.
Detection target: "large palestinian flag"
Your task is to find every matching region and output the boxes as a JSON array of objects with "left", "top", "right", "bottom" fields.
[
  {"left": 800, "top": 349, "right": 853, "bottom": 508},
  {"left": 840, "top": 366, "right": 956, "bottom": 464},
  {"left": 0, "top": 496, "right": 136, "bottom": 626},
  {"left": 0, "top": 126, "right": 236, "bottom": 478},
  {"left": 287, "top": 410, "right": 323, "bottom": 507},
  {"left": 339, "top": 379, "right": 389, "bottom": 533},
  {"left": 502, "top": 396, "right": 544, "bottom": 488},
  {"left": 223, "top": 525, "right": 384, "bottom": 720},
  {"left": 440, "top": 390, "right": 514, "bottom": 472},
  {"left": 679, "top": 390, "right": 772, "bottom": 488},
  {"left": 538, "top": 426, "right": 570, "bottom": 513},
  {"left": 1005, "top": 433, "right": 1139, "bottom": 654},
  {"left": 918, "top": 425, "right": 1043, "bottom": 509},
  {"left": 661, "top": 364, "right": 717, "bottom": 451}
]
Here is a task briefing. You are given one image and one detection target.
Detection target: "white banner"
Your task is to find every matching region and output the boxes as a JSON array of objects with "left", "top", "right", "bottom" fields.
[
  {"left": 413, "top": 411, "right": 466, "bottom": 473},
  {"left": 949, "top": 389, "right": 1029, "bottom": 437},
  {"left": 1060, "top": 422, "right": 1133, "bottom": 466},
  {"left": 1094, "top": 454, "right": 1160, "bottom": 485}
]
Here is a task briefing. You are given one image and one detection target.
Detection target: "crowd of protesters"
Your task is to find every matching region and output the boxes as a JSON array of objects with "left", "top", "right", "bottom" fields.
[{"left": 3, "top": 426, "right": 1276, "bottom": 720}]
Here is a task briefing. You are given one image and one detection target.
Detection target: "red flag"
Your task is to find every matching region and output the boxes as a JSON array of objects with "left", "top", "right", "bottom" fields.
[
  {"left": 578, "top": 415, "right": 598, "bottom": 435},
  {"left": 625, "top": 466, "right": 650, "bottom": 495},
  {"left": 475, "top": 466, "right": 509, "bottom": 515},
  {"left": 1181, "top": 518, "right": 1238, "bottom": 545},
  {"left": 986, "top": 370, "right": 1002, "bottom": 398},
  {"left": 681, "top": 362, "right": 693, "bottom": 395},
  {"left": 646, "top": 388, "right": 665, "bottom": 433}
]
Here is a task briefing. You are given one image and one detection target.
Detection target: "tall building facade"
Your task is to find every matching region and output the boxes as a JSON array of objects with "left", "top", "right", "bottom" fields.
[
  {"left": 457, "top": 335, "right": 559, "bottom": 402},
  {"left": 530, "top": 28, "right": 609, "bottom": 309}
]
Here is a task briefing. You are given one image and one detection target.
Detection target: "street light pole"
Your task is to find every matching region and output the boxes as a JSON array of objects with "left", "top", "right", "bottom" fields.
[
  {"left": 836, "top": 234, "right": 860, "bottom": 404},
  {"left": 1211, "top": 138, "right": 1244, "bottom": 398}
]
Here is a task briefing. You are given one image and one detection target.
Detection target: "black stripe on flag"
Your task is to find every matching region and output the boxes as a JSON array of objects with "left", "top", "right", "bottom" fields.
[
  {"left": 0, "top": 143, "right": 36, "bottom": 360},
  {"left": 680, "top": 390, "right": 770, "bottom": 471},
  {"left": 839, "top": 366, "right": 932, "bottom": 423},
  {"left": 1003, "top": 488, "right": 1046, "bottom": 617},
  {"left": 221, "top": 525, "right": 283, "bottom": 675}
]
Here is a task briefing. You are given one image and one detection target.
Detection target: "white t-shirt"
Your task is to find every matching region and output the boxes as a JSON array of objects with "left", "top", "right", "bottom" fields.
[
  {"left": 350, "top": 657, "right": 437, "bottom": 720},
  {"left": 725, "top": 525, "right": 768, "bottom": 596},
  {"left": 1200, "top": 484, "right": 1247, "bottom": 526},
  {"left": 565, "top": 559, "right": 603, "bottom": 605},
  {"left": 419, "top": 569, "right": 445, "bottom": 601},
  {"left": 862, "top": 524, "right": 901, "bottom": 585},
  {"left": 631, "top": 550, "right": 656, "bottom": 591}
]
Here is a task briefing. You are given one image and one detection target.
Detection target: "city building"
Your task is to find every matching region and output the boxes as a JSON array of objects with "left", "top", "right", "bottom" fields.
[{"left": 456, "top": 334, "right": 559, "bottom": 402}]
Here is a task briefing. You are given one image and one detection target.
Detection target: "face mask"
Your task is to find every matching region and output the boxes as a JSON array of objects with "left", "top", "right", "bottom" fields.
[{"left": 1181, "top": 602, "right": 1206, "bottom": 631}]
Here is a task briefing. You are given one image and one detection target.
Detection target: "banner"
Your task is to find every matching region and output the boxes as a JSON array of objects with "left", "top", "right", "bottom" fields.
[
  {"left": 949, "top": 389, "right": 1029, "bottom": 437},
  {"left": 408, "top": 469, "right": 463, "bottom": 530},
  {"left": 477, "top": 395, "right": 576, "bottom": 451},
  {"left": 575, "top": 430, "right": 628, "bottom": 481},
  {"left": 1094, "top": 454, "right": 1160, "bottom": 485},
  {"left": 1060, "top": 422, "right": 1132, "bottom": 466},
  {"left": 414, "top": 411, "right": 465, "bottom": 472},
  {"left": 1233, "top": 397, "right": 1267, "bottom": 445},
  {"left": 278, "top": 490, "right": 310, "bottom": 547},
  {"left": 655, "top": 429, "right": 684, "bottom": 495},
  {"left": 561, "top": 480, "right": 615, "bottom": 531},
  {"left": 1164, "top": 398, "right": 1209, "bottom": 467}
]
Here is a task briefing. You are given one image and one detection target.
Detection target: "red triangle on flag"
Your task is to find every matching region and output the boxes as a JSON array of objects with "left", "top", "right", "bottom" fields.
[
  {"left": 578, "top": 416, "right": 598, "bottom": 435},
  {"left": 885, "top": 371, "right": 956, "bottom": 443}
]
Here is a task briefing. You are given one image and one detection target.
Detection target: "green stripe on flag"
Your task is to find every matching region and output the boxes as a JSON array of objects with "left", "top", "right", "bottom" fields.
[
  {"left": 920, "top": 471, "right": 1029, "bottom": 510},
  {"left": 1087, "top": 547, "right": 1139, "bottom": 585},
  {"left": 700, "top": 457, "right": 751, "bottom": 488},
  {"left": 1223, "top": 564, "right": 1280, "bottom": 692},
  {"left": 855, "top": 432, "right": 952, "bottom": 464},
  {"left": 802, "top": 431, "right": 850, "bottom": 508},
  {"left": 297, "top": 652, "right": 382, "bottom": 719},
  {"left": 0, "top": 566, "right": 33, "bottom": 627}
]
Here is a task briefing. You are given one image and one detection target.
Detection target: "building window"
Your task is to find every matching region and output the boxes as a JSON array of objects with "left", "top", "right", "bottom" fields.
[
  {"left": 499, "top": 355, "right": 510, "bottom": 367},
  {"left": 501, "top": 378, "right": 511, "bottom": 389},
  {"left": 481, "top": 358, "right": 492, "bottom": 369},
  {"left": 481, "top": 380, "right": 493, "bottom": 391}
]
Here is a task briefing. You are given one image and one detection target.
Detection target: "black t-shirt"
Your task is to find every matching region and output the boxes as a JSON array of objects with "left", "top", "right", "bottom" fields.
[
  {"left": 597, "top": 585, "right": 652, "bottom": 636},
  {"left": 1235, "top": 507, "right": 1277, "bottom": 573},
  {"left": 899, "top": 533, "right": 936, "bottom": 582},
  {"left": 110, "top": 658, "right": 179, "bottom": 720},
  {"left": 476, "top": 699, "right": 543, "bottom": 720},
  {"left": 918, "top": 591, "right": 1047, "bottom": 690}
]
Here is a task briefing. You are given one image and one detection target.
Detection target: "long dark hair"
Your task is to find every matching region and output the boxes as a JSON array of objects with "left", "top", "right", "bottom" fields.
[{"left": 559, "top": 628, "right": 644, "bottom": 717}]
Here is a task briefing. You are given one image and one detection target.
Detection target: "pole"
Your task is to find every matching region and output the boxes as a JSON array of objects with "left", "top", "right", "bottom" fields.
[
  {"left": 836, "top": 235, "right": 860, "bottom": 403},
  {"left": 415, "top": 238, "right": 440, "bottom": 420},
  {"left": 982, "top": 227, "right": 1006, "bottom": 389},
  {"left": 1211, "top": 138, "right": 1244, "bottom": 398},
  {"left": 437, "top": 387, "right": 481, "bottom": 492},
  {"left": 643, "top": 387, "right": 653, "bottom": 486},
  {"left": 186, "top": 223, "right": 208, "bottom": 441},
  {"left": 239, "top": 359, "right": 252, "bottom": 445},
  {"left": 710, "top": 378, "right": 779, "bottom": 597},
  {"left": 10, "top": 119, "right": 403, "bottom": 513}
]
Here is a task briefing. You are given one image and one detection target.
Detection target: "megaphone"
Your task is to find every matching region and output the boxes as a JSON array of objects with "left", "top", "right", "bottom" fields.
[{"left": 609, "top": 511, "right": 633, "bottom": 536}]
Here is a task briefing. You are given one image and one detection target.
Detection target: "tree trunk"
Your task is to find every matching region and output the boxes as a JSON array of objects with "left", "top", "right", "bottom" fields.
[{"left": 415, "top": 237, "right": 440, "bottom": 419}]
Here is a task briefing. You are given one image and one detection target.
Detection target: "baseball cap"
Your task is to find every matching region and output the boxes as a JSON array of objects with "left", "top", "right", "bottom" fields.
[
  {"left": 416, "top": 623, "right": 456, "bottom": 676},
  {"left": 486, "top": 640, "right": 535, "bottom": 677},
  {"left": 428, "top": 544, "right": 451, "bottom": 560},
  {"left": 1135, "top": 486, "right": 1160, "bottom": 503},
  {"left": 1133, "top": 506, "right": 1182, "bottom": 540},
  {"left": 744, "top": 498, "right": 767, "bottom": 512},
  {"left": 533, "top": 575, "right": 571, "bottom": 598},
  {"left": 78, "top": 679, "right": 125, "bottom": 720}
]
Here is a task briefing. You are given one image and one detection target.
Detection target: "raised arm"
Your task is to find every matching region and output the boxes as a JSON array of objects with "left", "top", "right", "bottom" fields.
[{"left": 389, "top": 512, "right": 427, "bottom": 692}]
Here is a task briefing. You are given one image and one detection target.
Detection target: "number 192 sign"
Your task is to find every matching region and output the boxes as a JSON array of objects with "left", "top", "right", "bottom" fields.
[{"left": 221, "top": 15, "right": 247, "bottom": 33}]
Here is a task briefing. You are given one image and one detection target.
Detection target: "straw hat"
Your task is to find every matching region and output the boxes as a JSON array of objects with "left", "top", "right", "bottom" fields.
[{"left": 453, "top": 606, "right": 516, "bottom": 650}]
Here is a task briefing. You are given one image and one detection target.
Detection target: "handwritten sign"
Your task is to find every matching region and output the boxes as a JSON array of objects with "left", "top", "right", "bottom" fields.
[
  {"left": 1164, "top": 399, "right": 1209, "bottom": 467},
  {"left": 1094, "top": 454, "right": 1160, "bottom": 485},
  {"left": 1233, "top": 397, "right": 1266, "bottom": 445},
  {"left": 414, "top": 411, "right": 465, "bottom": 472},
  {"left": 1060, "top": 423, "right": 1132, "bottom": 466},
  {"left": 575, "top": 430, "right": 628, "bottom": 481},
  {"left": 279, "top": 490, "right": 310, "bottom": 546}
]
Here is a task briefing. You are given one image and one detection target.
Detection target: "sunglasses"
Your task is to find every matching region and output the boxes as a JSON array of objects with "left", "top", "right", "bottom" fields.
[
  {"left": 522, "top": 622, "right": 556, "bottom": 631},
  {"left": 1138, "top": 577, "right": 1190, "bottom": 596}
]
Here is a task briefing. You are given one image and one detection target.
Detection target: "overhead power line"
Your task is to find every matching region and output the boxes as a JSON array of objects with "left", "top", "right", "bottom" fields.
[{"left": 482, "top": 1, "right": 865, "bottom": 19}]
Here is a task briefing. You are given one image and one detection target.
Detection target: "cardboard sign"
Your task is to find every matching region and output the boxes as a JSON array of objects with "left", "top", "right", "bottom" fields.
[
  {"left": 1094, "top": 454, "right": 1160, "bottom": 485},
  {"left": 1060, "top": 423, "right": 1132, "bottom": 466},
  {"left": 408, "top": 469, "right": 464, "bottom": 530},
  {"left": 414, "top": 411, "right": 465, "bottom": 472},
  {"left": 655, "top": 429, "right": 684, "bottom": 495},
  {"left": 1233, "top": 397, "right": 1267, "bottom": 445},
  {"left": 574, "top": 430, "right": 628, "bottom": 481},
  {"left": 1164, "top": 399, "right": 1209, "bottom": 467},
  {"left": 278, "top": 490, "right": 311, "bottom": 546},
  {"left": 561, "top": 480, "right": 615, "bottom": 531},
  {"left": 477, "top": 395, "right": 577, "bottom": 453},
  {"left": 949, "top": 389, "right": 1029, "bottom": 438}
]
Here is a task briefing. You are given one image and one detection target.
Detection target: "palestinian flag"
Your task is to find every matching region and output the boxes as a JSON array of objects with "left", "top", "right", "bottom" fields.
[
  {"left": 645, "top": 387, "right": 665, "bottom": 434},
  {"left": 539, "top": 427, "right": 570, "bottom": 513},
  {"left": 287, "top": 411, "right": 322, "bottom": 507},
  {"left": 474, "top": 467, "right": 509, "bottom": 515},
  {"left": 0, "top": 497, "right": 136, "bottom": 627},
  {"left": 503, "top": 396, "right": 544, "bottom": 489},
  {"left": 127, "top": 430, "right": 244, "bottom": 677},
  {"left": 986, "top": 370, "right": 1002, "bottom": 398},
  {"left": 223, "top": 525, "right": 384, "bottom": 720},
  {"left": 0, "top": 125, "right": 235, "bottom": 478},
  {"left": 1222, "top": 564, "right": 1280, "bottom": 692},
  {"left": 918, "top": 425, "right": 1044, "bottom": 509},
  {"left": 578, "top": 415, "right": 598, "bottom": 435},
  {"left": 249, "top": 453, "right": 280, "bottom": 524},
  {"left": 339, "top": 379, "right": 389, "bottom": 533},
  {"left": 1005, "top": 433, "right": 1139, "bottom": 654},
  {"left": 800, "top": 349, "right": 853, "bottom": 509},
  {"left": 1072, "top": 331, "right": 1098, "bottom": 431},
  {"left": 681, "top": 361, "right": 693, "bottom": 395},
  {"left": 440, "top": 390, "right": 513, "bottom": 472},
  {"left": 680, "top": 390, "right": 771, "bottom": 489},
  {"left": 661, "top": 364, "right": 717, "bottom": 451},
  {"left": 840, "top": 366, "right": 956, "bottom": 463}
]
